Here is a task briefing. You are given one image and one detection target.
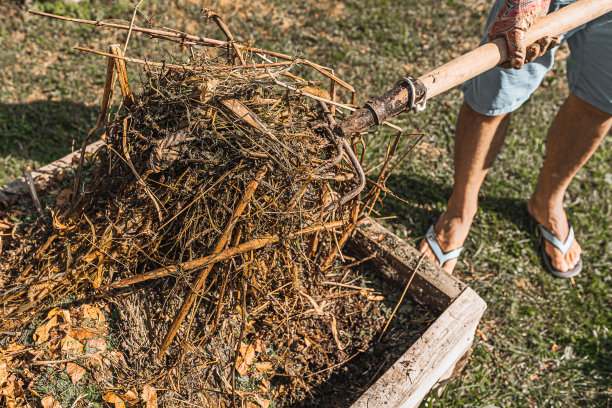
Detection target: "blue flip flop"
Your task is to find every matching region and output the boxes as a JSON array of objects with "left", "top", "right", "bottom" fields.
[
  {"left": 538, "top": 222, "right": 582, "bottom": 279},
  {"left": 425, "top": 224, "right": 464, "bottom": 268}
]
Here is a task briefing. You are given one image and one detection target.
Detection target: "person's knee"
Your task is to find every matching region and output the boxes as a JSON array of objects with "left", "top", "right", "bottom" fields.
[{"left": 460, "top": 100, "right": 509, "bottom": 124}]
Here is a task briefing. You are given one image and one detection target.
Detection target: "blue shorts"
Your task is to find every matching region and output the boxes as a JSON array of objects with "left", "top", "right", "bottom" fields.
[{"left": 462, "top": 0, "right": 612, "bottom": 116}]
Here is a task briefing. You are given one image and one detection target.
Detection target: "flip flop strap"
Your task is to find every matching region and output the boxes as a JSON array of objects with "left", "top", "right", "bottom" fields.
[
  {"left": 425, "top": 225, "right": 464, "bottom": 267},
  {"left": 539, "top": 223, "right": 574, "bottom": 257}
]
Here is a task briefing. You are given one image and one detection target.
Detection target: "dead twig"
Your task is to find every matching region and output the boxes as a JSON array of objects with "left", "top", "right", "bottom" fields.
[{"left": 377, "top": 254, "right": 425, "bottom": 342}]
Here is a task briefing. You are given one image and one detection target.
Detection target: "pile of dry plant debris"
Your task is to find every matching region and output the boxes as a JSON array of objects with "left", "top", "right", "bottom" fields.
[{"left": 0, "top": 9, "right": 426, "bottom": 408}]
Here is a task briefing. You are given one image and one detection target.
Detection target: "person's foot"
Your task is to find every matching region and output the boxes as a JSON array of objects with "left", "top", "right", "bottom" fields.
[
  {"left": 527, "top": 197, "right": 581, "bottom": 273},
  {"left": 418, "top": 211, "right": 473, "bottom": 274}
]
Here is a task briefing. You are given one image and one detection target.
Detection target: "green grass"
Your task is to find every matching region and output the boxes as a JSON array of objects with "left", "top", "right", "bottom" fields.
[
  {"left": 1, "top": 0, "right": 610, "bottom": 406},
  {"left": 34, "top": 367, "right": 102, "bottom": 407}
]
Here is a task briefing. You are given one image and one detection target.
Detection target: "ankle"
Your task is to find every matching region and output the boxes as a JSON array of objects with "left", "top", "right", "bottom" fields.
[
  {"left": 528, "top": 197, "right": 569, "bottom": 234},
  {"left": 528, "top": 195, "right": 563, "bottom": 220},
  {"left": 444, "top": 200, "right": 477, "bottom": 224}
]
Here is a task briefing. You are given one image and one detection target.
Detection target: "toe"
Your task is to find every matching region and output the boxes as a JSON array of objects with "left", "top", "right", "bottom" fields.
[
  {"left": 567, "top": 241, "right": 582, "bottom": 269},
  {"left": 418, "top": 239, "right": 429, "bottom": 255},
  {"left": 418, "top": 239, "right": 438, "bottom": 266},
  {"left": 546, "top": 241, "right": 569, "bottom": 273}
]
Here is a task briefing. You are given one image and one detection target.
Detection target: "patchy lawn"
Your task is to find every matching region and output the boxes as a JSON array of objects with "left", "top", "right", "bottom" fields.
[{"left": 1, "top": 0, "right": 610, "bottom": 406}]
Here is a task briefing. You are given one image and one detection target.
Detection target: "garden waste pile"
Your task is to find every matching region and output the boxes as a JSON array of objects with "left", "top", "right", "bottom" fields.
[{"left": 0, "top": 9, "right": 426, "bottom": 408}]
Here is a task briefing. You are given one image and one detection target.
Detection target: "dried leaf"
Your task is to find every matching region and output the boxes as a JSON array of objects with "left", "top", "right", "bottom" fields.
[
  {"left": 69, "top": 328, "right": 99, "bottom": 340},
  {"left": 253, "top": 339, "right": 266, "bottom": 354},
  {"left": 103, "top": 392, "right": 126, "bottom": 408},
  {"left": 254, "top": 362, "right": 273, "bottom": 373},
  {"left": 54, "top": 189, "right": 72, "bottom": 206},
  {"left": 33, "top": 316, "right": 59, "bottom": 345},
  {"left": 0, "top": 374, "right": 24, "bottom": 400},
  {"left": 301, "top": 86, "right": 330, "bottom": 100},
  {"left": 65, "top": 362, "right": 86, "bottom": 384},
  {"left": 198, "top": 79, "right": 219, "bottom": 104},
  {"left": 81, "top": 305, "right": 105, "bottom": 326},
  {"left": 141, "top": 385, "right": 158, "bottom": 408},
  {"left": 3, "top": 344, "right": 25, "bottom": 355},
  {"left": 27, "top": 283, "right": 51, "bottom": 303},
  {"left": 87, "top": 337, "right": 106, "bottom": 352},
  {"left": 0, "top": 361, "right": 9, "bottom": 386},
  {"left": 253, "top": 396, "right": 270, "bottom": 408},
  {"left": 61, "top": 336, "right": 84, "bottom": 356},
  {"left": 47, "top": 308, "right": 71, "bottom": 325},
  {"left": 235, "top": 343, "right": 256, "bottom": 376},
  {"left": 52, "top": 211, "right": 69, "bottom": 230},
  {"left": 119, "top": 389, "right": 138, "bottom": 406},
  {"left": 41, "top": 395, "right": 62, "bottom": 408},
  {"left": 366, "top": 294, "right": 385, "bottom": 301}
]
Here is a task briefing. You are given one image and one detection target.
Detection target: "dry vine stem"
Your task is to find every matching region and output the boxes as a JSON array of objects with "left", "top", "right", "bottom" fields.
[
  {"left": 0, "top": 9, "right": 426, "bottom": 406},
  {"left": 158, "top": 166, "right": 267, "bottom": 358}
]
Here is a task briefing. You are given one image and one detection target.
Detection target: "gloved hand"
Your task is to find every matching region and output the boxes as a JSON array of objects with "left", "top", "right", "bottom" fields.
[{"left": 488, "top": 0, "right": 560, "bottom": 69}]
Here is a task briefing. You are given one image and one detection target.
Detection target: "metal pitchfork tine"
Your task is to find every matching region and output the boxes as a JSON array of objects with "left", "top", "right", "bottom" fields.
[{"left": 315, "top": 100, "right": 366, "bottom": 211}]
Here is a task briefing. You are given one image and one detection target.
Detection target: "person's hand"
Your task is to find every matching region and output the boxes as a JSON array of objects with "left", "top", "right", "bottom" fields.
[{"left": 488, "top": 0, "right": 560, "bottom": 69}]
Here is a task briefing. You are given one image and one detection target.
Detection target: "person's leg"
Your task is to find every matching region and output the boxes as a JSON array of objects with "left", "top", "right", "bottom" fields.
[
  {"left": 528, "top": 94, "right": 612, "bottom": 272},
  {"left": 530, "top": 9, "right": 612, "bottom": 273},
  {"left": 418, "top": 102, "right": 511, "bottom": 273},
  {"left": 418, "top": 0, "right": 568, "bottom": 273}
]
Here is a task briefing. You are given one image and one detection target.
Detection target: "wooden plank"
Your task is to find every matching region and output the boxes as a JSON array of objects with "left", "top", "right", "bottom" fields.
[
  {"left": 0, "top": 140, "right": 105, "bottom": 204},
  {"left": 349, "top": 218, "right": 466, "bottom": 312},
  {"left": 351, "top": 287, "right": 486, "bottom": 408}
]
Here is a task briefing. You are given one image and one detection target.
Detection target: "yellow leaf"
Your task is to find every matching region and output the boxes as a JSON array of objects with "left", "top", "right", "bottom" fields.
[
  {"left": 301, "top": 86, "right": 330, "bottom": 100},
  {"left": 61, "top": 336, "right": 84, "bottom": 356},
  {"left": 103, "top": 392, "right": 125, "bottom": 408},
  {"left": 33, "top": 316, "right": 59, "bottom": 345},
  {"left": 119, "top": 389, "right": 138, "bottom": 406},
  {"left": 47, "top": 308, "right": 71, "bottom": 325},
  {"left": 81, "top": 305, "right": 106, "bottom": 326},
  {"left": 0, "top": 361, "right": 9, "bottom": 386},
  {"left": 86, "top": 337, "right": 106, "bottom": 352},
  {"left": 235, "top": 343, "right": 256, "bottom": 376},
  {"left": 254, "top": 362, "right": 273, "bottom": 373},
  {"left": 41, "top": 395, "right": 62, "bottom": 408},
  {"left": 253, "top": 396, "right": 270, "bottom": 408},
  {"left": 141, "top": 385, "right": 158, "bottom": 408},
  {"left": 65, "top": 363, "right": 86, "bottom": 384}
]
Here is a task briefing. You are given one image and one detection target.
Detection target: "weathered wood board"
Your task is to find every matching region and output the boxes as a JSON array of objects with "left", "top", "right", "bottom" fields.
[
  {"left": 348, "top": 220, "right": 487, "bottom": 408},
  {"left": 0, "top": 140, "right": 105, "bottom": 205}
]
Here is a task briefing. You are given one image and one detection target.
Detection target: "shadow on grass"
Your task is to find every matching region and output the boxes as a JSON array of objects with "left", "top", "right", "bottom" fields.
[
  {"left": 379, "top": 173, "right": 533, "bottom": 235},
  {"left": 0, "top": 100, "right": 97, "bottom": 181}
]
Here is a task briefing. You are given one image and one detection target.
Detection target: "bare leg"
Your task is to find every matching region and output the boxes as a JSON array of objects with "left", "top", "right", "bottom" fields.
[
  {"left": 418, "top": 101, "right": 511, "bottom": 273},
  {"left": 528, "top": 94, "right": 612, "bottom": 273}
]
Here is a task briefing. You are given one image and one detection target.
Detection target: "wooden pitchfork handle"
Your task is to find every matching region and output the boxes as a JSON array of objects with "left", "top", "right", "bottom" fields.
[{"left": 337, "top": 0, "right": 612, "bottom": 138}]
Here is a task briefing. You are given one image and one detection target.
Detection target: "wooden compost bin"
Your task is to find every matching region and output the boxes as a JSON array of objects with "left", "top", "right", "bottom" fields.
[
  {"left": 347, "top": 221, "right": 486, "bottom": 407},
  {"left": 0, "top": 143, "right": 487, "bottom": 408}
]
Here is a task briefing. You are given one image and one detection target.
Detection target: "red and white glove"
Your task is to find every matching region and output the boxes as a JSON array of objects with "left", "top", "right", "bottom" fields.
[{"left": 488, "top": 0, "right": 560, "bottom": 69}]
